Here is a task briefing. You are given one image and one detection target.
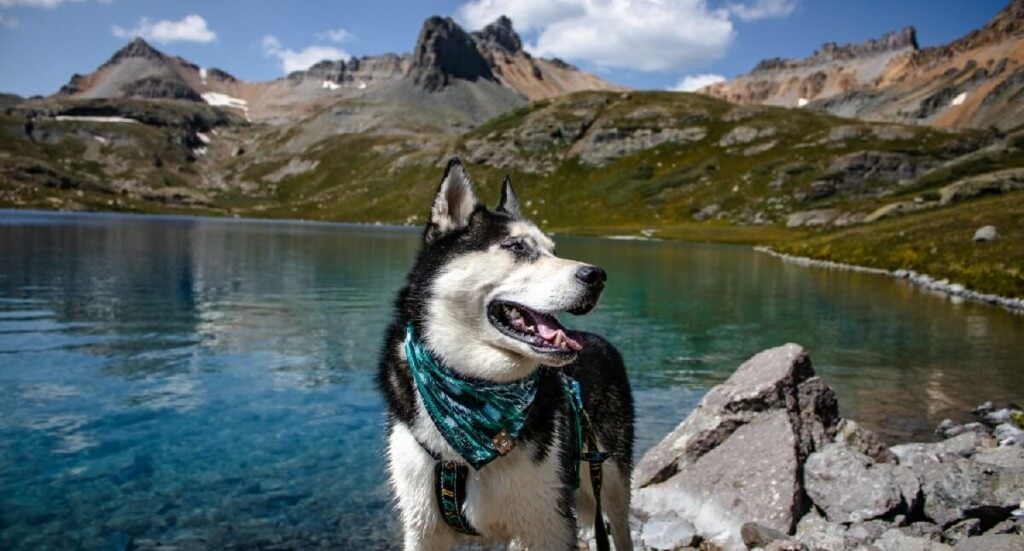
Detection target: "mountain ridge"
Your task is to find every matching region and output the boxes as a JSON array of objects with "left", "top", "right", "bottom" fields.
[
  {"left": 52, "top": 15, "right": 621, "bottom": 125},
  {"left": 702, "top": 0, "right": 1024, "bottom": 131}
]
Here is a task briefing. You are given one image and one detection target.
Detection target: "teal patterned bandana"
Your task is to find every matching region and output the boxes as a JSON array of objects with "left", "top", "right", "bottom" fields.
[{"left": 404, "top": 324, "right": 539, "bottom": 470}]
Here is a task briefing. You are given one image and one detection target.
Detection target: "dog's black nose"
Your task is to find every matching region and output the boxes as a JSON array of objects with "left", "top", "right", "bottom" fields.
[{"left": 575, "top": 265, "right": 607, "bottom": 285}]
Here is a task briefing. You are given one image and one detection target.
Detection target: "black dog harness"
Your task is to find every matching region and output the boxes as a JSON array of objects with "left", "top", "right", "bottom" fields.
[{"left": 417, "top": 373, "right": 611, "bottom": 551}]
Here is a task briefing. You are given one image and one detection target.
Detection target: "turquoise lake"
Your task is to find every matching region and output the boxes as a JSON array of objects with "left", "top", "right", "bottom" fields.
[{"left": 1, "top": 210, "right": 1022, "bottom": 549}]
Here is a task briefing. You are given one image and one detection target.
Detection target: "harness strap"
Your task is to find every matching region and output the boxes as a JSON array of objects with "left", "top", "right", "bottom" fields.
[
  {"left": 434, "top": 461, "right": 480, "bottom": 536},
  {"left": 563, "top": 375, "right": 612, "bottom": 551}
]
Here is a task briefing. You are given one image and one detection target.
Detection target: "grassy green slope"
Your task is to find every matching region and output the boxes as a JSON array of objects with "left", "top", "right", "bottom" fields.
[
  {"left": 239, "top": 92, "right": 973, "bottom": 237},
  {"left": 777, "top": 192, "right": 1024, "bottom": 297}
]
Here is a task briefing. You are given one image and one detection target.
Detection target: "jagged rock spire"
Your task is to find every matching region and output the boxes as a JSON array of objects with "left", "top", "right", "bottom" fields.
[
  {"left": 472, "top": 15, "right": 522, "bottom": 53},
  {"left": 410, "top": 16, "right": 495, "bottom": 91}
]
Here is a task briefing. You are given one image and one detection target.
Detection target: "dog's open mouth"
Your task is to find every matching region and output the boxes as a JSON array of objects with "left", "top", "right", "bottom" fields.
[{"left": 488, "top": 301, "right": 583, "bottom": 353}]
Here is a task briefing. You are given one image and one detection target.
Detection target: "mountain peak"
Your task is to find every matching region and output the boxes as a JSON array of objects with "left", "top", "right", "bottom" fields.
[
  {"left": 472, "top": 15, "right": 522, "bottom": 53},
  {"left": 411, "top": 16, "right": 495, "bottom": 91},
  {"left": 107, "top": 37, "right": 166, "bottom": 65}
]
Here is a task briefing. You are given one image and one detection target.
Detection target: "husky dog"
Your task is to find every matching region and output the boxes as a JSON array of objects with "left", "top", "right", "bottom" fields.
[{"left": 378, "top": 159, "right": 634, "bottom": 550}]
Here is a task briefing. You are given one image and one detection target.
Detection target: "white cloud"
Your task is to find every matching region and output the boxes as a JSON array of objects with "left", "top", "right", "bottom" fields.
[
  {"left": 671, "top": 73, "right": 726, "bottom": 92},
  {"left": 315, "top": 28, "right": 355, "bottom": 43},
  {"left": 457, "top": 0, "right": 799, "bottom": 73},
  {"left": 457, "top": 0, "right": 584, "bottom": 32},
  {"left": 727, "top": 0, "right": 797, "bottom": 22},
  {"left": 112, "top": 14, "right": 216, "bottom": 44},
  {"left": 456, "top": 0, "right": 735, "bottom": 72},
  {"left": 262, "top": 35, "right": 350, "bottom": 74}
]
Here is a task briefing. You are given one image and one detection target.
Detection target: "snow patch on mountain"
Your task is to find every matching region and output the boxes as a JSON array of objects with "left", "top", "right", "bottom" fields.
[{"left": 201, "top": 92, "right": 249, "bottom": 121}]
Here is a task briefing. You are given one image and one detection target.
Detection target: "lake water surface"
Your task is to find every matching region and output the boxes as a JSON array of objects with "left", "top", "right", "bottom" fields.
[{"left": 1, "top": 211, "right": 1022, "bottom": 549}]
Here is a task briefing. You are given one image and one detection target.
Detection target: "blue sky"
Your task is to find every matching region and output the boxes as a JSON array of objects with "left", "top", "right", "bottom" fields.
[{"left": 0, "top": 0, "right": 1009, "bottom": 97}]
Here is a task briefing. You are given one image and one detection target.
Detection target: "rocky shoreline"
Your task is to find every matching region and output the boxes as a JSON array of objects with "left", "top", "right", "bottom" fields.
[
  {"left": 629, "top": 344, "right": 1024, "bottom": 551},
  {"left": 755, "top": 247, "right": 1024, "bottom": 313}
]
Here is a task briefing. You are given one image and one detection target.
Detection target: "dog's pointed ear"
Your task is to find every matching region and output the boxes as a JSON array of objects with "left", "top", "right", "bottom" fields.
[
  {"left": 426, "top": 158, "right": 480, "bottom": 242},
  {"left": 495, "top": 174, "right": 521, "bottom": 217}
]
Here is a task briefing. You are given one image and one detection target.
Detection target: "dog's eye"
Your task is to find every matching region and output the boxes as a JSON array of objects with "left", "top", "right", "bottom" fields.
[{"left": 503, "top": 240, "right": 527, "bottom": 254}]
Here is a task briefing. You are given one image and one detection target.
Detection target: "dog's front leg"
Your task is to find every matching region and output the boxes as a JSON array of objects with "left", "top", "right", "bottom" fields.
[
  {"left": 388, "top": 423, "right": 455, "bottom": 551},
  {"left": 510, "top": 519, "right": 576, "bottom": 551},
  {"left": 402, "top": 527, "right": 453, "bottom": 551},
  {"left": 509, "top": 496, "right": 578, "bottom": 551}
]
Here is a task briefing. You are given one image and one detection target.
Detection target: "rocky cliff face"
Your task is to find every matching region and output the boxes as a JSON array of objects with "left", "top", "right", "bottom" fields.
[
  {"left": 751, "top": 27, "right": 918, "bottom": 74},
  {"left": 410, "top": 16, "right": 497, "bottom": 91},
  {"left": 702, "top": 0, "right": 1024, "bottom": 131}
]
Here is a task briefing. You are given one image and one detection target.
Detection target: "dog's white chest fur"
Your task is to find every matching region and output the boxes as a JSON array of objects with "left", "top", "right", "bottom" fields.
[{"left": 387, "top": 414, "right": 573, "bottom": 549}]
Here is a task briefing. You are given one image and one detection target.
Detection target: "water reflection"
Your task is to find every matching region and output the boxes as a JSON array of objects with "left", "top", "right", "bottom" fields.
[{"left": 1, "top": 211, "right": 1022, "bottom": 548}]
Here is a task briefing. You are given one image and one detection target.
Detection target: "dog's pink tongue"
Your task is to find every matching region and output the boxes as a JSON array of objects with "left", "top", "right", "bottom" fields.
[{"left": 536, "top": 320, "right": 583, "bottom": 352}]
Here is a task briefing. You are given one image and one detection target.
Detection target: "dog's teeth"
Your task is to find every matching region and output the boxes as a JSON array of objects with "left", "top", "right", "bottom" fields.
[{"left": 555, "top": 333, "right": 566, "bottom": 348}]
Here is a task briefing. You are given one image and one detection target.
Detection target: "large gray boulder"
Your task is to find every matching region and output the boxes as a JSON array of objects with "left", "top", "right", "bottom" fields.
[
  {"left": 804, "top": 443, "right": 905, "bottom": 523},
  {"left": 632, "top": 344, "right": 838, "bottom": 550},
  {"left": 918, "top": 458, "right": 1024, "bottom": 527}
]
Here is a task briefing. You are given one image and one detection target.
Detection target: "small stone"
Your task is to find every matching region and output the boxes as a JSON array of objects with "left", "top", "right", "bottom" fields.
[
  {"left": 846, "top": 520, "right": 891, "bottom": 545},
  {"left": 984, "top": 409, "right": 1013, "bottom": 426},
  {"left": 904, "top": 522, "right": 944, "bottom": 540},
  {"left": 993, "top": 423, "right": 1024, "bottom": 446},
  {"left": 961, "top": 422, "right": 988, "bottom": 434},
  {"left": 741, "top": 522, "right": 789, "bottom": 548},
  {"left": 973, "top": 446, "right": 1024, "bottom": 469},
  {"left": 973, "top": 402, "right": 995, "bottom": 415},
  {"left": 943, "top": 518, "right": 982, "bottom": 545},
  {"left": 876, "top": 528, "right": 953, "bottom": 550},
  {"left": 693, "top": 203, "right": 721, "bottom": 221},
  {"left": 765, "top": 541, "right": 808, "bottom": 551},
  {"left": 973, "top": 225, "right": 998, "bottom": 242},
  {"left": 937, "top": 419, "right": 956, "bottom": 435},
  {"left": 795, "top": 511, "right": 847, "bottom": 550},
  {"left": 952, "top": 534, "right": 1024, "bottom": 550},
  {"left": 836, "top": 419, "right": 897, "bottom": 463}
]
